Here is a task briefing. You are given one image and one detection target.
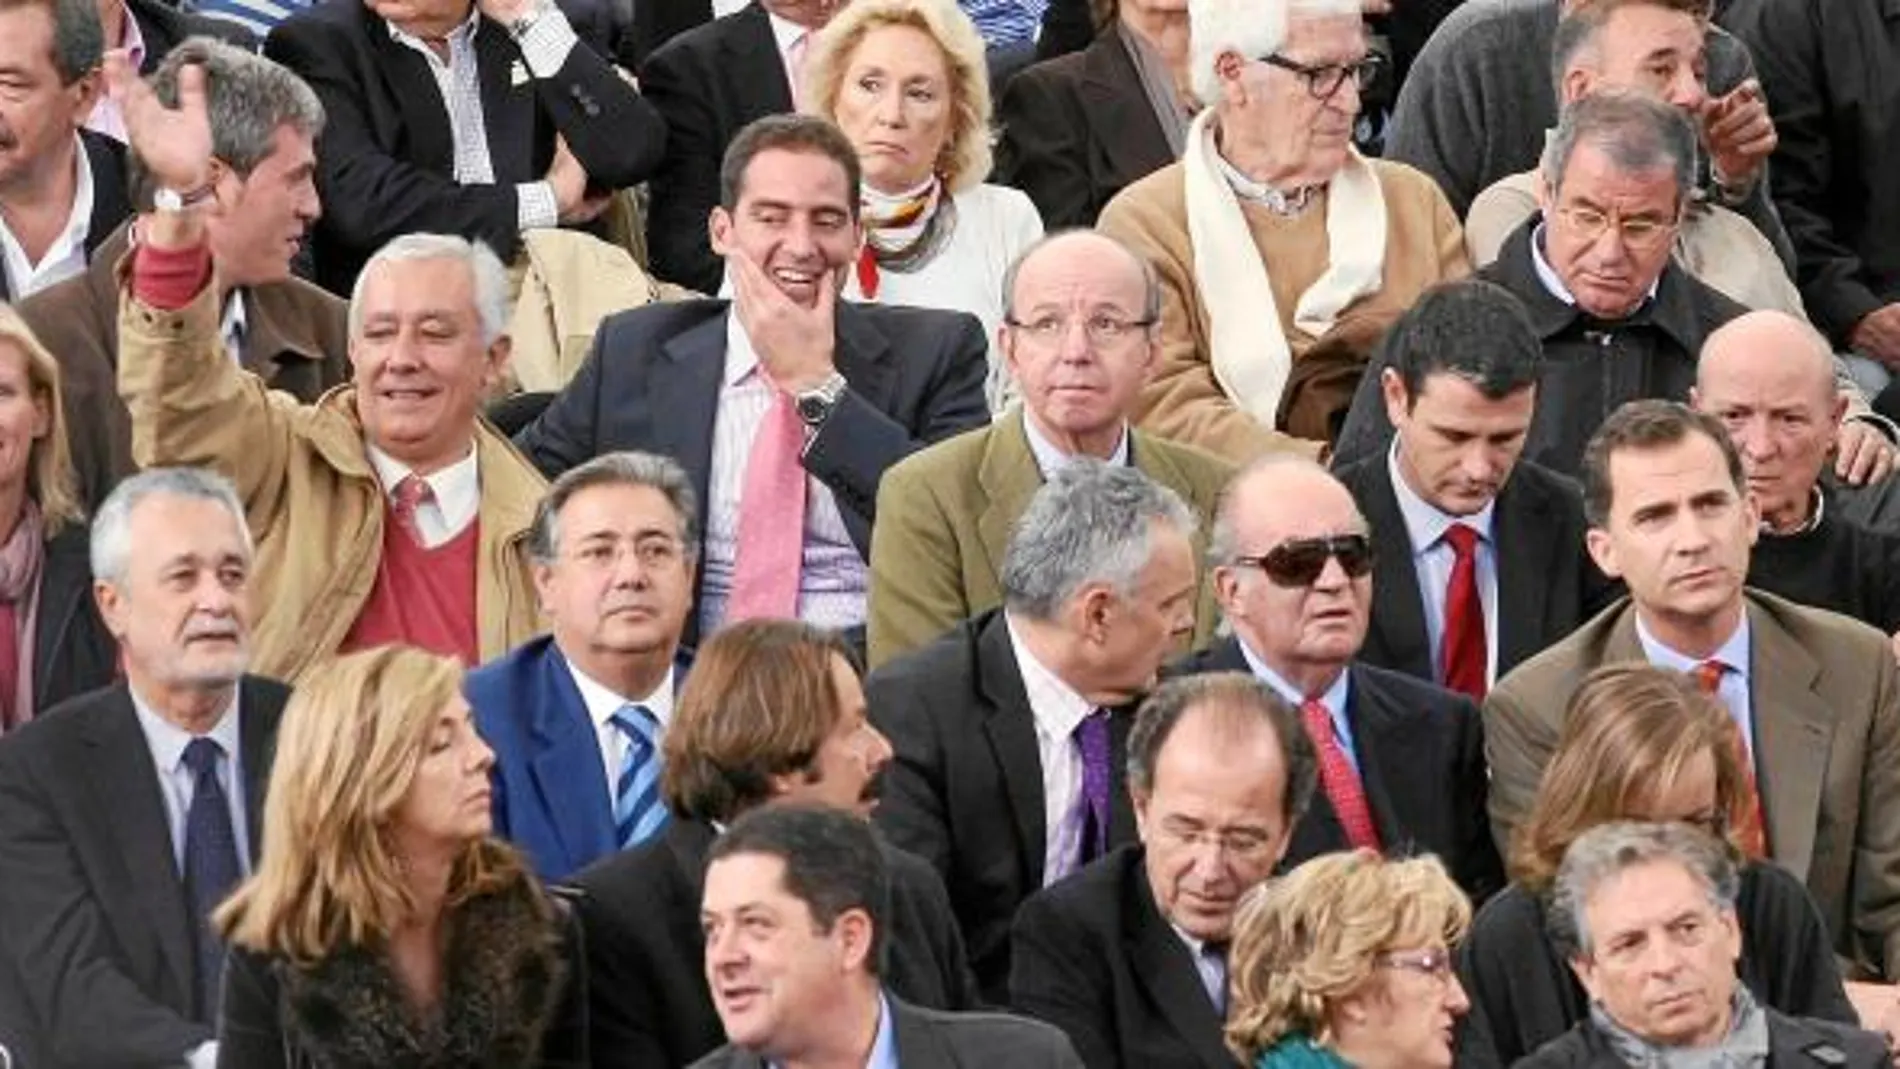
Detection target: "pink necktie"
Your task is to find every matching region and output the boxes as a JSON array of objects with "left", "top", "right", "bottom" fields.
[
  {"left": 726, "top": 388, "right": 807, "bottom": 622},
  {"left": 391, "top": 475, "right": 434, "bottom": 544},
  {"left": 786, "top": 32, "right": 809, "bottom": 110}
]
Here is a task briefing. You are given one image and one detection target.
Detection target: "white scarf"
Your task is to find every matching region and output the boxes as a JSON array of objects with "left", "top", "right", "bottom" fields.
[{"left": 1183, "top": 109, "right": 1389, "bottom": 427}]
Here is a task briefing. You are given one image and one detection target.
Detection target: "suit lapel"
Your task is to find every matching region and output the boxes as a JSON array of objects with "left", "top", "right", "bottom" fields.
[
  {"left": 1344, "top": 667, "right": 1411, "bottom": 851},
  {"left": 1077, "top": 33, "right": 1174, "bottom": 188},
  {"left": 84, "top": 688, "right": 196, "bottom": 1007},
  {"left": 236, "top": 678, "right": 283, "bottom": 861},
  {"left": 1491, "top": 475, "right": 1557, "bottom": 674},
  {"left": 975, "top": 614, "right": 1049, "bottom": 889},
  {"left": 835, "top": 305, "right": 895, "bottom": 412},
  {"left": 1746, "top": 603, "right": 1831, "bottom": 880},
  {"left": 974, "top": 413, "right": 1045, "bottom": 587},
  {"left": 723, "top": 4, "right": 794, "bottom": 118},
  {"left": 365, "top": 4, "right": 457, "bottom": 175},
  {"left": 1128, "top": 866, "right": 1233, "bottom": 1069},
  {"left": 476, "top": 21, "right": 536, "bottom": 183},
  {"left": 529, "top": 651, "right": 619, "bottom": 873},
  {"left": 889, "top": 998, "right": 960, "bottom": 1069},
  {"left": 1359, "top": 461, "right": 1434, "bottom": 681},
  {"left": 656, "top": 311, "right": 730, "bottom": 611}
]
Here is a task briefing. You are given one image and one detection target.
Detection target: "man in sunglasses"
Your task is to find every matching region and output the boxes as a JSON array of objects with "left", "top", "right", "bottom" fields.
[
  {"left": 1486, "top": 399, "right": 1900, "bottom": 984},
  {"left": 1171, "top": 456, "right": 1505, "bottom": 902}
]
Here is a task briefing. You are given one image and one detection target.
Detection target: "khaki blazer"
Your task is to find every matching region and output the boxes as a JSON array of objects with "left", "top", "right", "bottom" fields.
[
  {"left": 118, "top": 279, "right": 547, "bottom": 683},
  {"left": 1484, "top": 589, "right": 1900, "bottom": 979},
  {"left": 866, "top": 409, "right": 1233, "bottom": 669}
]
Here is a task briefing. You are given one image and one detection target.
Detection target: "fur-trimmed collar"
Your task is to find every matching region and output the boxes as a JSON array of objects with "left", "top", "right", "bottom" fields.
[{"left": 276, "top": 873, "right": 569, "bottom": 1068}]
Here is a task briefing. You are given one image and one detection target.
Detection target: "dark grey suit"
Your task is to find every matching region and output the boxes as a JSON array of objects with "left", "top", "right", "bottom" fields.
[{"left": 686, "top": 997, "right": 1084, "bottom": 1069}]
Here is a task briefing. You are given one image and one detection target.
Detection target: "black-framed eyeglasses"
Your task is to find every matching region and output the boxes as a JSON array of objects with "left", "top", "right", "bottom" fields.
[
  {"left": 1233, "top": 534, "right": 1374, "bottom": 588},
  {"left": 1260, "top": 52, "right": 1386, "bottom": 101}
]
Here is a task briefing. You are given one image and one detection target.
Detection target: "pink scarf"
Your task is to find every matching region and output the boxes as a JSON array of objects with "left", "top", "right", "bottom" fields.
[{"left": 0, "top": 502, "right": 46, "bottom": 732}]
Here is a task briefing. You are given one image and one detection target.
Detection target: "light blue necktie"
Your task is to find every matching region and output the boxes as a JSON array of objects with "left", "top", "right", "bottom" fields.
[{"left": 611, "top": 704, "right": 668, "bottom": 847}]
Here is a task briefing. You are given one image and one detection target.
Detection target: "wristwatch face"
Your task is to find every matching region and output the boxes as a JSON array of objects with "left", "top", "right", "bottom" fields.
[{"left": 796, "top": 393, "right": 830, "bottom": 424}]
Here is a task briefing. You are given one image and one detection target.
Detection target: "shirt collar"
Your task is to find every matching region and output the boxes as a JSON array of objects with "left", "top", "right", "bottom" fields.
[
  {"left": 364, "top": 441, "right": 481, "bottom": 518},
  {"left": 566, "top": 653, "right": 677, "bottom": 731},
  {"left": 1004, "top": 611, "right": 1098, "bottom": 739},
  {"left": 129, "top": 684, "right": 243, "bottom": 776},
  {"left": 220, "top": 290, "right": 248, "bottom": 359},
  {"left": 386, "top": 2, "right": 481, "bottom": 48},
  {"left": 1236, "top": 636, "right": 1351, "bottom": 710},
  {"left": 722, "top": 310, "right": 764, "bottom": 388},
  {"left": 1528, "top": 222, "right": 1659, "bottom": 309},
  {"left": 765, "top": 8, "right": 810, "bottom": 53},
  {"left": 1021, "top": 412, "right": 1131, "bottom": 477},
  {"left": 1385, "top": 438, "right": 1496, "bottom": 553},
  {"left": 768, "top": 991, "right": 897, "bottom": 1069},
  {"left": 1634, "top": 611, "right": 1752, "bottom": 681}
]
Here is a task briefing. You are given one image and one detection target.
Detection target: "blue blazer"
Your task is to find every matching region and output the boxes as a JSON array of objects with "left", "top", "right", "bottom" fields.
[{"left": 466, "top": 635, "right": 691, "bottom": 881}]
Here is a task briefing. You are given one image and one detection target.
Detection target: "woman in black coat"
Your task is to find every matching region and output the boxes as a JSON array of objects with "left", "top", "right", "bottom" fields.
[{"left": 1455, "top": 664, "right": 1853, "bottom": 1069}]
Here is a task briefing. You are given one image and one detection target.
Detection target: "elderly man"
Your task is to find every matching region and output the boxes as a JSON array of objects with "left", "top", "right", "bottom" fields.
[
  {"left": 467, "top": 452, "right": 699, "bottom": 881},
  {"left": 870, "top": 461, "right": 1198, "bottom": 1002},
  {"left": 1486, "top": 399, "right": 1900, "bottom": 983},
  {"left": 1010, "top": 673, "right": 1317, "bottom": 1069},
  {"left": 1097, "top": 0, "right": 1468, "bottom": 457},
  {"left": 574, "top": 619, "right": 977, "bottom": 1069},
  {"left": 0, "top": 468, "right": 286, "bottom": 1069},
  {"left": 24, "top": 39, "right": 349, "bottom": 512},
  {"left": 264, "top": 0, "right": 667, "bottom": 294},
  {"left": 1693, "top": 311, "right": 1900, "bottom": 637},
  {"left": 1334, "top": 280, "right": 1614, "bottom": 698},
  {"left": 1523, "top": 821, "right": 1887, "bottom": 1069},
  {"left": 867, "top": 230, "right": 1232, "bottom": 668},
  {"left": 1174, "top": 456, "right": 1503, "bottom": 898},
  {"left": 0, "top": 0, "right": 132, "bottom": 302},
  {"left": 696, "top": 805, "right": 1082, "bottom": 1069},
  {"left": 109, "top": 54, "right": 546, "bottom": 681}
]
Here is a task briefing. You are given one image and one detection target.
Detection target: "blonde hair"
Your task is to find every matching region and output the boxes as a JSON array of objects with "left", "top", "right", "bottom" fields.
[
  {"left": 0, "top": 305, "right": 82, "bottom": 535},
  {"left": 1511, "top": 664, "right": 1744, "bottom": 893},
  {"left": 1225, "top": 851, "right": 1472, "bottom": 1063},
  {"left": 803, "top": 0, "right": 994, "bottom": 192},
  {"left": 217, "top": 646, "right": 525, "bottom": 964}
]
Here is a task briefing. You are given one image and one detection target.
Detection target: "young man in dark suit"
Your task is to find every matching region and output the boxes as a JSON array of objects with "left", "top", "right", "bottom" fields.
[
  {"left": 468, "top": 451, "right": 698, "bottom": 881},
  {"left": 573, "top": 619, "right": 978, "bottom": 1069},
  {"left": 1332, "top": 279, "right": 1614, "bottom": 701},
  {"left": 695, "top": 804, "right": 1082, "bottom": 1069},
  {"left": 1010, "top": 674, "right": 1317, "bottom": 1069},
  {"left": 0, "top": 469, "right": 288, "bottom": 1069},
  {"left": 516, "top": 114, "right": 991, "bottom": 647},
  {"left": 1174, "top": 456, "right": 1504, "bottom": 901}
]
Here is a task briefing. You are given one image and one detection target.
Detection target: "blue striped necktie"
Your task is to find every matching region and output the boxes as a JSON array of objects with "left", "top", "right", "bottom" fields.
[{"left": 611, "top": 704, "right": 668, "bottom": 848}]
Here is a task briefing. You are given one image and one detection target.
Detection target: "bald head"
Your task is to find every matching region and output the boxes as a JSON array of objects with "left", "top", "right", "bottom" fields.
[
  {"left": 1213, "top": 456, "right": 1362, "bottom": 559},
  {"left": 1698, "top": 310, "right": 1836, "bottom": 405},
  {"left": 1003, "top": 229, "right": 1157, "bottom": 321}
]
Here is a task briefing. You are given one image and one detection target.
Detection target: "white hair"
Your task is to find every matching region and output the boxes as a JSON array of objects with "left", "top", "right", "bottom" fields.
[
  {"left": 347, "top": 233, "right": 511, "bottom": 348},
  {"left": 1189, "top": 0, "right": 1364, "bottom": 106}
]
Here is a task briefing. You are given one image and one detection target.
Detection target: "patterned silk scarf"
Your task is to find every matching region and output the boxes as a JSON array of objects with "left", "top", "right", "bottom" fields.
[{"left": 855, "top": 176, "right": 951, "bottom": 299}]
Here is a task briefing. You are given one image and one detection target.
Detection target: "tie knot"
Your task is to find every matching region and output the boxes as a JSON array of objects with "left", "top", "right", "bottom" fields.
[
  {"left": 394, "top": 474, "right": 434, "bottom": 510},
  {"left": 612, "top": 703, "right": 659, "bottom": 743},
  {"left": 1442, "top": 523, "right": 1480, "bottom": 556},
  {"left": 182, "top": 736, "right": 224, "bottom": 777},
  {"left": 1693, "top": 660, "right": 1727, "bottom": 694}
]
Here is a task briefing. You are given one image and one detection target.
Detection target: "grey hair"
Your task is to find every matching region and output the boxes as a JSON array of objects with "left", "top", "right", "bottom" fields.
[
  {"left": 1546, "top": 820, "right": 1740, "bottom": 959},
  {"left": 1000, "top": 228, "right": 1163, "bottom": 324},
  {"left": 347, "top": 234, "right": 511, "bottom": 348},
  {"left": 1206, "top": 454, "right": 1342, "bottom": 567},
  {"left": 1540, "top": 91, "right": 1698, "bottom": 208},
  {"left": 91, "top": 467, "right": 253, "bottom": 587},
  {"left": 1548, "top": 0, "right": 1711, "bottom": 99},
  {"left": 1125, "top": 672, "right": 1319, "bottom": 822},
  {"left": 1000, "top": 460, "right": 1198, "bottom": 622},
  {"left": 528, "top": 451, "right": 701, "bottom": 565},
  {"left": 1188, "top": 0, "right": 1362, "bottom": 107},
  {"left": 32, "top": 0, "right": 103, "bottom": 87},
  {"left": 130, "top": 37, "right": 325, "bottom": 208}
]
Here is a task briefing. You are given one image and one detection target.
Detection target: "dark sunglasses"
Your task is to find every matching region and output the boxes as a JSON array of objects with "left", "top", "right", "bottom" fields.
[{"left": 1235, "top": 534, "right": 1375, "bottom": 588}]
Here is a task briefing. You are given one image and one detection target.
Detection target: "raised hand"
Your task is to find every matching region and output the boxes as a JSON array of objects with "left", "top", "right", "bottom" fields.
[
  {"left": 728, "top": 248, "right": 839, "bottom": 395},
  {"left": 104, "top": 50, "right": 214, "bottom": 194},
  {"left": 1701, "top": 79, "right": 1776, "bottom": 191}
]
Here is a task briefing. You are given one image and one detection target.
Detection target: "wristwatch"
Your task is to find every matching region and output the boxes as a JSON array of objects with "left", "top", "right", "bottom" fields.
[
  {"left": 795, "top": 372, "right": 848, "bottom": 427},
  {"left": 153, "top": 183, "right": 217, "bottom": 213}
]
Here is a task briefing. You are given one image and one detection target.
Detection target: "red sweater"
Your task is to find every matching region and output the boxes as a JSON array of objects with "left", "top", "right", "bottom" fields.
[{"left": 341, "top": 507, "right": 481, "bottom": 667}]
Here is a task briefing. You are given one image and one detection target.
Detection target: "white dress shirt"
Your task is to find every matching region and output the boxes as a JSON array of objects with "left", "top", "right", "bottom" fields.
[
  {"left": 1021, "top": 410, "right": 1130, "bottom": 476},
  {"left": 130, "top": 688, "right": 252, "bottom": 876},
  {"left": 1005, "top": 613, "right": 1097, "bottom": 885},
  {"left": 1635, "top": 613, "right": 1756, "bottom": 756},
  {"left": 1238, "top": 638, "right": 1359, "bottom": 773},
  {"left": 1386, "top": 440, "right": 1501, "bottom": 687},
  {"left": 566, "top": 654, "right": 676, "bottom": 802},
  {"left": 0, "top": 135, "right": 95, "bottom": 299},
  {"left": 365, "top": 443, "right": 481, "bottom": 548}
]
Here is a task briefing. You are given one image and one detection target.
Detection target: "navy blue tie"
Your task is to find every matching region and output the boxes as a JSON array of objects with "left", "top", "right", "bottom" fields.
[{"left": 181, "top": 737, "right": 241, "bottom": 1022}]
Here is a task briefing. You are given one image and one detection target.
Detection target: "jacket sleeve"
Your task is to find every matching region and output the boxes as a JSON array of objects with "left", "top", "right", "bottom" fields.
[
  {"left": 514, "top": 320, "right": 615, "bottom": 478},
  {"left": 1007, "top": 896, "right": 1124, "bottom": 1069},
  {"left": 1383, "top": 27, "right": 1487, "bottom": 218},
  {"left": 216, "top": 950, "right": 288, "bottom": 1069},
  {"left": 0, "top": 745, "right": 214, "bottom": 1065},
  {"left": 1854, "top": 645, "right": 1900, "bottom": 980},
  {"left": 867, "top": 671, "right": 957, "bottom": 884},
  {"left": 1451, "top": 696, "right": 1507, "bottom": 903},
  {"left": 117, "top": 275, "right": 301, "bottom": 544},
  {"left": 1480, "top": 679, "right": 1558, "bottom": 856},
  {"left": 524, "top": 20, "right": 668, "bottom": 191},
  {"left": 995, "top": 67, "right": 1096, "bottom": 230},
  {"left": 865, "top": 457, "right": 972, "bottom": 671},
  {"left": 641, "top": 42, "right": 726, "bottom": 294}
]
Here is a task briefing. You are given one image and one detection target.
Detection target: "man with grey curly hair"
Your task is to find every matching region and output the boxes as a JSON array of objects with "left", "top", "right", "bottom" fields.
[{"left": 868, "top": 459, "right": 1198, "bottom": 1003}]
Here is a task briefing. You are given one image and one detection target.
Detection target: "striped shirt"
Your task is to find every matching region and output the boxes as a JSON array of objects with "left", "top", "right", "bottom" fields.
[{"left": 958, "top": 0, "right": 1047, "bottom": 47}]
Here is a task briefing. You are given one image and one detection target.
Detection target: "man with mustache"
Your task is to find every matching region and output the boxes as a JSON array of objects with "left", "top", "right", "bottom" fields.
[
  {"left": 517, "top": 113, "right": 990, "bottom": 651},
  {"left": 1486, "top": 399, "right": 1900, "bottom": 986},
  {"left": 1333, "top": 279, "right": 1616, "bottom": 699},
  {"left": 0, "top": 467, "right": 289, "bottom": 1069},
  {"left": 467, "top": 451, "right": 698, "bottom": 881},
  {"left": 572, "top": 618, "right": 979, "bottom": 1069}
]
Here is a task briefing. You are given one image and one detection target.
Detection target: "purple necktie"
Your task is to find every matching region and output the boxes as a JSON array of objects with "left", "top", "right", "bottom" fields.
[{"left": 1074, "top": 709, "right": 1112, "bottom": 864}]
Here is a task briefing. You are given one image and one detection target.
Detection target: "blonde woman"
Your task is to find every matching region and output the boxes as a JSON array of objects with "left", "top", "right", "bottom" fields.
[
  {"left": 803, "top": 0, "right": 1044, "bottom": 409},
  {"left": 1225, "top": 851, "right": 1471, "bottom": 1069},
  {"left": 0, "top": 305, "right": 113, "bottom": 727},
  {"left": 214, "top": 647, "right": 585, "bottom": 1067}
]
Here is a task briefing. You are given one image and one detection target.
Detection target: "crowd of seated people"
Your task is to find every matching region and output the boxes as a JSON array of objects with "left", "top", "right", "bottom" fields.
[{"left": 5, "top": 0, "right": 1900, "bottom": 1063}]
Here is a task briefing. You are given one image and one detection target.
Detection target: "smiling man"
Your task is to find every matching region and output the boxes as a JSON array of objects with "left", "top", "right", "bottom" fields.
[
  {"left": 517, "top": 113, "right": 990, "bottom": 650},
  {"left": 109, "top": 51, "right": 547, "bottom": 681},
  {"left": 1485, "top": 400, "right": 1900, "bottom": 981}
]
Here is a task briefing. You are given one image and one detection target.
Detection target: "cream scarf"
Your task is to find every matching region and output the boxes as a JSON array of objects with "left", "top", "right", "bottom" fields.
[{"left": 1183, "top": 109, "right": 1389, "bottom": 426}]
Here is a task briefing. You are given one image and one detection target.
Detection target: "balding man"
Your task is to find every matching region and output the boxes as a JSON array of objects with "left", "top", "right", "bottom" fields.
[
  {"left": 1171, "top": 457, "right": 1503, "bottom": 900},
  {"left": 1693, "top": 311, "right": 1900, "bottom": 637},
  {"left": 867, "top": 230, "right": 1232, "bottom": 668}
]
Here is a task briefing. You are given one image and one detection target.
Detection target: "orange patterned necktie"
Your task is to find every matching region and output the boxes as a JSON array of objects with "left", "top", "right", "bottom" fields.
[{"left": 1695, "top": 659, "right": 1767, "bottom": 858}]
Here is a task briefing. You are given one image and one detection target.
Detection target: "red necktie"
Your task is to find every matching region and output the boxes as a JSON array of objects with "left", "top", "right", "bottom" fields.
[
  {"left": 391, "top": 475, "right": 434, "bottom": 544},
  {"left": 1440, "top": 524, "right": 1487, "bottom": 701},
  {"left": 726, "top": 387, "right": 807, "bottom": 622},
  {"left": 1301, "top": 698, "right": 1382, "bottom": 851},
  {"left": 1694, "top": 660, "right": 1767, "bottom": 858}
]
